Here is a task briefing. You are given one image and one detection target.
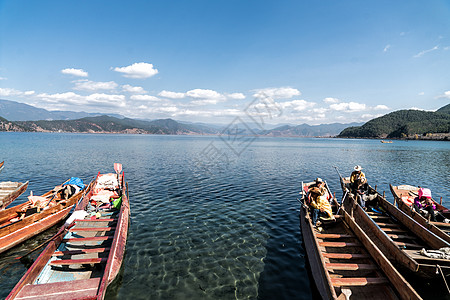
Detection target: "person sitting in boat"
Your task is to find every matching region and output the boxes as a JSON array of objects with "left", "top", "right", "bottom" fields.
[
  {"left": 350, "top": 165, "right": 367, "bottom": 192},
  {"left": 308, "top": 178, "right": 335, "bottom": 226},
  {"left": 413, "top": 188, "right": 437, "bottom": 222},
  {"left": 349, "top": 165, "right": 375, "bottom": 208}
]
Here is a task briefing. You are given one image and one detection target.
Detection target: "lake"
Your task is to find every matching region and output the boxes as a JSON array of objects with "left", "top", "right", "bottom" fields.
[{"left": 0, "top": 132, "right": 449, "bottom": 299}]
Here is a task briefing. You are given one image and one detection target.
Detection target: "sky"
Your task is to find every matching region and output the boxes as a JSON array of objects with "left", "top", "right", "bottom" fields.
[{"left": 0, "top": 0, "right": 449, "bottom": 125}]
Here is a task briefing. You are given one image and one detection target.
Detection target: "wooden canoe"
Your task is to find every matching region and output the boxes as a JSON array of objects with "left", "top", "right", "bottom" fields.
[
  {"left": 390, "top": 184, "right": 450, "bottom": 244},
  {"left": 0, "top": 180, "right": 85, "bottom": 254},
  {"left": 300, "top": 180, "right": 421, "bottom": 300},
  {"left": 340, "top": 177, "right": 450, "bottom": 278},
  {"left": 0, "top": 181, "right": 29, "bottom": 210},
  {"left": 7, "top": 164, "right": 130, "bottom": 300}
]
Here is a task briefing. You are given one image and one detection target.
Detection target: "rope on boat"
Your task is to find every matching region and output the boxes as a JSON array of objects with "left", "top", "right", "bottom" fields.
[{"left": 437, "top": 264, "right": 450, "bottom": 294}]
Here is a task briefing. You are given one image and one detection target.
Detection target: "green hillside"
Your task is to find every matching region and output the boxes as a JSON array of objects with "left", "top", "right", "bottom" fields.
[{"left": 338, "top": 105, "right": 450, "bottom": 138}]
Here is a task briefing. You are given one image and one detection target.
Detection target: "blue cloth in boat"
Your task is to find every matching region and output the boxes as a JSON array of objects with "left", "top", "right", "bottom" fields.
[{"left": 63, "top": 177, "right": 85, "bottom": 189}]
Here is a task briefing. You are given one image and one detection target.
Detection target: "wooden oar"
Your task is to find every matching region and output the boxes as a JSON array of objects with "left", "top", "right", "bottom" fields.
[{"left": 16, "top": 222, "right": 75, "bottom": 260}]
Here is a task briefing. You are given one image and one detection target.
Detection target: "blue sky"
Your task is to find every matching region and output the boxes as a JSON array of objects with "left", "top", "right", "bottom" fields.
[{"left": 0, "top": 0, "right": 449, "bottom": 125}]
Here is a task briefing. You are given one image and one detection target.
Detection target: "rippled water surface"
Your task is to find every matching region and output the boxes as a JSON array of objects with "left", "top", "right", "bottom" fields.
[{"left": 0, "top": 133, "right": 449, "bottom": 299}]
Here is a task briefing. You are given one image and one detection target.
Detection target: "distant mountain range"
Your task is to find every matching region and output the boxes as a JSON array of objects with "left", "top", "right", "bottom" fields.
[
  {"left": 338, "top": 103, "right": 450, "bottom": 139},
  {"left": 0, "top": 99, "right": 123, "bottom": 121},
  {"left": 0, "top": 99, "right": 361, "bottom": 136}
]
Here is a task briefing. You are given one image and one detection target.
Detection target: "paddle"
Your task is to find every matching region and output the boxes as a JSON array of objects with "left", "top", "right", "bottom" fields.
[{"left": 16, "top": 222, "right": 75, "bottom": 261}]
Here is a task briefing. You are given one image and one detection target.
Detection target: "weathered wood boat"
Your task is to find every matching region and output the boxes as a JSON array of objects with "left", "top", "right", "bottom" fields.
[
  {"left": 340, "top": 176, "right": 450, "bottom": 278},
  {"left": 381, "top": 140, "right": 393, "bottom": 143},
  {"left": 0, "top": 181, "right": 29, "bottom": 210},
  {"left": 7, "top": 164, "right": 129, "bottom": 300},
  {"left": 390, "top": 184, "right": 450, "bottom": 244},
  {"left": 0, "top": 179, "right": 85, "bottom": 254},
  {"left": 300, "top": 180, "right": 421, "bottom": 300}
]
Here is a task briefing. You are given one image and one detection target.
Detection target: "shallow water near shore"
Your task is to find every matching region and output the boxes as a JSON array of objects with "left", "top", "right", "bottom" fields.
[{"left": 0, "top": 133, "right": 449, "bottom": 299}]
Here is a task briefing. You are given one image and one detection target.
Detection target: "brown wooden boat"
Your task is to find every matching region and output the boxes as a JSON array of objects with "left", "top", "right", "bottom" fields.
[
  {"left": 0, "top": 181, "right": 29, "bottom": 210},
  {"left": 0, "top": 179, "right": 85, "bottom": 254},
  {"left": 390, "top": 184, "right": 450, "bottom": 242},
  {"left": 7, "top": 164, "right": 129, "bottom": 300},
  {"left": 340, "top": 176, "right": 450, "bottom": 278},
  {"left": 300, "top": 180, "right": 421, "bottom": 300}
]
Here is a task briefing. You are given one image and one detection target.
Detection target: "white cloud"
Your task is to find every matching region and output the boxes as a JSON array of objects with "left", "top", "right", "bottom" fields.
[
  {"left": 253, "top": 87, "right": 300, "bottom": 99},
  {"left": 373, "top": 104, "right": 389, "bottom": 110},
  {"left": 186, "top": 88, "right": 224, "bottom": 100},
  {"left": 37, "top": 92, "right": 84, "bottom": 104},
  {"left": 113, "top": 62, "right": 158, "bottom": 79},
  {"left": 190, "top": 99, "right": 220, "bottom": 105},
  {"left": 323, "top": 97, "right": 339, "bottom": 104},
  {"left": 329, "top": 102, "right": 366, "bottom": 112},
  {"left": 414, "top": 45, "right": 439, "bottom": 58},
  {"left": 85, "top": 93, "right": 126, "bottom": 107},
  {"left": 437, "top": 91, "right": 450, "bottom": 99},
  {"left": 130, "top": 95, "right": 161, "bottom": 101},
  {"left": 61, "top": 68, "right": 88, "bottom": 77},
  {"left": 226, "top": 93, "right": 245, "bottom": 100},
  {"left": 280, "top": 99, "right": 316, "bottom": 111},
  {"left": 122, "top": 84, "right": 146, "bottom": 94},
  {"left": 73, "top": 79, "right": 118, "bottom": 91},
  {"left": 0, "top": 77, "right": 7, "bottom": 80},
  {"left": 158, "top": 90, "right": 186, "bottom": 99},
  {"left": 0, "top": 88, "right": 35, "bottom": 97},
  {"left": 37, "top": 92, "right": 125, "bottom": 107},
  {"left": 383, "top": 44, "right": 391, "bottom": 52},
  {"left": 418, "top": 92, "right": 425, "bottom": 96}
]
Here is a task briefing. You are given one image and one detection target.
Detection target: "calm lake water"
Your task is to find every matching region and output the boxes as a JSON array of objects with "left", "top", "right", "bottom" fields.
[{"left": 0, "top": 132, "right": 449, "bottom": 299}]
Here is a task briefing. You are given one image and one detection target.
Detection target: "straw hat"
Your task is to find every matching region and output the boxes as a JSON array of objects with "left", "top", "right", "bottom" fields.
[{"left": 354, "top": 165, "right": 362, "bottom": 172}]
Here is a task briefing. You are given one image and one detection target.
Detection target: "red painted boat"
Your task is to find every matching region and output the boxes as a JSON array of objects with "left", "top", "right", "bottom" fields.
[
  {"left": 0, "top": 179, "right": 84, "bottom": 254},
  {"left": 7, "top": 164, "right": 130, "bottom": 300}
]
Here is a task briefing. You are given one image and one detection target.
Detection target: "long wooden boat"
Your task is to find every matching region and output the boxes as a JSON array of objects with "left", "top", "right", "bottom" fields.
[
  {"left": 0, "top": 179, "right": 85, "bottom": 254},
  {"left": 340, "top": 176, "right": 450, "bottom": 278},
  {"left": 0, "top": 181, "right": 29, "bottom": 210},
  {"left": 7, "top": 164, "right": 129, "bottom": 300},
  {"left": 300, "top": 180, "right": 421, "bottom": 300},
  {"left": 390, "top": 184, "right": 450, "bottom": 243}
]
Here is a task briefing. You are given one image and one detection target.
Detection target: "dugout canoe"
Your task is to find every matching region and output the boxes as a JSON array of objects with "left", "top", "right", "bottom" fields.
[
  {"left": 0, "top": 179, "right": 85, "bottom": 254},
  {"left": 390, "top": 184, "right": 450, "bottom": 244},
  {"left": 340, "top": 176, "right": 450, "bottom": 278},
  {"left": 0, "top": 181, "right": 29, "bottom": 210},
  {"left": 7, "top": 164, "right": 129, "bottom": 300},
  {"left": 300, "top": 180, "right": 421, "bottom": 300}
]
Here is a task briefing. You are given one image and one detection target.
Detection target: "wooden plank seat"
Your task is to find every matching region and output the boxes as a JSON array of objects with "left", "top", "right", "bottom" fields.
[
  {"left": 49, "top": 258, "right": 107, "bottom": 265},
  {"left": 331, "top": 277, "right": 389, "bottom": 287},
  {"left": 62, "top": 236, "right": 113, "bottom": 243},
  {"left": 14, "top": 278, "right": 100, "bottom": 300},
  {"left": 74, "top": 218, "right": 116, "bottom": 222},
  {"left": 394, "top": 241, "right": 423, "bottom": 249},
  {"left": 322, "top": 253, "right": 370, "bottom": 259},
  {"left": 53, "top": 247, "right": 111, "bottom": 256},
  {"left": 318, "top": 241, "right": 360, "bottom": 247},
  {"left": 387, "top": 234, "right": 417, "bottom": 240},
  {"left": 316, "top": 233, "right": 353, "bottom": 239},
  {"left": 370, "top": 215, "right": 391, "bottom": 220},
  {"left": 382, "top": 228, "right": 407, "bottom": 233},
  {"left": 375, "top": 222, "right": 401, "bottom": 227},
  {"left": 326, "top": 263, "right": 377, "bottom": 271},
  {"left": 69, "top": 227, "right": 114, "bottom": 232}
]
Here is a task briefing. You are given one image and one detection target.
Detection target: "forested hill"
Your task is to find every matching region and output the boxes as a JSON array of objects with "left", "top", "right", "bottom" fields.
[
  {"left": 0, "top": 115, "right": 220, "bottom": 135},
  {"left": 338, "top": 104, "right": 450, "bottom": 139}
]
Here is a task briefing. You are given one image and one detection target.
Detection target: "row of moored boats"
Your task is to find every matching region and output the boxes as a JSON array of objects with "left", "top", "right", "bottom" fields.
[
  {"left": 300, "top": 169, "right": 450, "bottom": 300},
  {"left": 0, "top": 162, "right": 129, "bottom": 300}
]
